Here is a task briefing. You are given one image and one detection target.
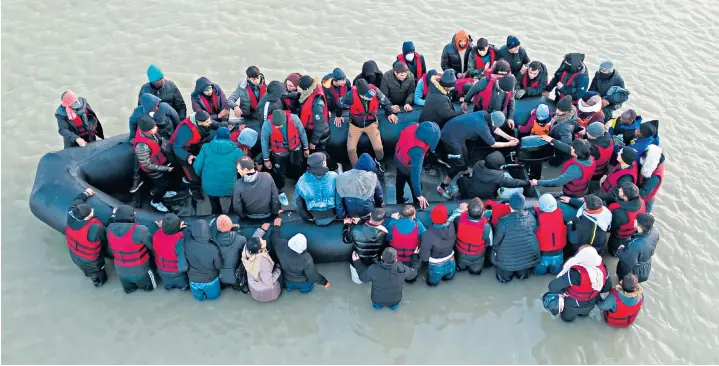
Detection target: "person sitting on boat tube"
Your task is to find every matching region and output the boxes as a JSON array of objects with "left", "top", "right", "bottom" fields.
[
  {"left": 321, "top": 67, "right": 351, "bottom": 114},
  {"left": 589, "top": 60, "right": 626, "bottom": 122},
  {"left": 576, "top": 91, "right": 605, "bottom": 129},
  {"left": 190, "top": 77, "right": 230, "bottom": 123},
  {"left": 65, "top": 187, "right": 108, "bottom": 287},
  {"left": 393, "top": 121, "right": 441, "bottom": 209},
  {"left": 233, "top": 156, "right": 280, "bottom": 220},
  {"left": 418, "top": 71, "right": 462, "bottom": 128},
  {"left": 295, "top": 153, "right": 343, "bottom": 227},
  {"left": 496, "top": 35, "right": 531, "bottom": 83},
  {"left": 396, "top": 41, "right": 426, "bottom": 81},
  {"left": 107, "top": 205, "right": 157, "bottom": 294},
  {"left": 296, "top": 75, "right": 331, "bottom": 155},
  {"left": 385, "top": 205, "right": 424, "bottom": 282},
  {"left": 515, "top": 61, "right": 549, "bottom": 100},
  {"left": 380, "top": 61, "right": 416, "bottom": 114},
  {"left": 584, "top": 122, "right": 614, "bottom": 183},
  {"left": 170, "top": 110, "right": 214, "bottom": 203},
  {"left": 261, "top": 109, "right": 309, "bottom": 205},
  {"left": 544, "top": 53, "right": 589, "bottom": 104},
  {"left": 441, "top": 30, "right": 472, "bottom": 78},
  {"left": 133, "top": 116, "right": 177, "bottom": 213},
  {"left": 466, "top": 38, "right": 498, "bottom": 79},
  {"left": 462, "top": 75, "right": 517, "bottom": 129},
  {"left": 547, "top": 96, "right": 580, "bottom": 166},
  {"left": 228, "top": 65, "right": 267, "bottom": 120},
  {"left": 413, "top": 68, "right": 437, "bottom": 106},
  {"left": 598, "top": 147, "right": 639, "bottom": 200},
  {"left": 532, "top": 139, "right": 596, "bottom": 198},
  {"left": 55, "top": 90, "right": 104, "bottom": 149},
  {"left": 334, "top": 78, "right": 398, "bottom": 170}
]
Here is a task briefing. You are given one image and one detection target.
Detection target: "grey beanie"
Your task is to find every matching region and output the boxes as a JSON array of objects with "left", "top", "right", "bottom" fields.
[
  {"left": 238, "top": 128, "right": 258, "bottom": 147},
  {"left": 538, "top": 193, "right": 557, "bottom": 212},
  {"left": 599, "top": 60, "right": 614, "bottom": 72},
  {"left": 587, "top": 122, "right": 605, "bottom": 138},
  {"left": 509, "top": 192, "right": 526, "bottom": 211},
  {"left": 307, "top": 152, "right": 326, "bottom": 168},
  {"left": 490, "top": 111, "right": 506, "bottom": 128}
]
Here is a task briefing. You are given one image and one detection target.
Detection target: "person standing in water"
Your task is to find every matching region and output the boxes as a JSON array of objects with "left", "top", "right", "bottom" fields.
[
  {"left": 107, "top": 205, "right": 157, "bottom": 294},
  {"left": 64, "top": 188, "right": 108, "bottom": 287},
  {"left": 55, "top": 90, "right": 104, "bottom": 149}
]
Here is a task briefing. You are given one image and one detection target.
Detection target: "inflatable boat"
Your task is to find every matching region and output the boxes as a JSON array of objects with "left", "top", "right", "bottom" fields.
[{"left": 30, "top": 97, "right": 552, "bottom": 263}]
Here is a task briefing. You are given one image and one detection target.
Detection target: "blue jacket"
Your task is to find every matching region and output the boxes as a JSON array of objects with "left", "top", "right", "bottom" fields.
[
  {"left": 385, "top": 217, "right": 426, "bottom": 241},
  {"left": 194, "top": 139, "right": 243, "bottom": 197},
  {"left": 627, "top": 136, "right": 660, "bottom": 162},
  {"left": 294, "top": 171, "right": 344, "bottom": 218},
  {"left": 129, "top": 94, "right": 180, "bottom": 140}
]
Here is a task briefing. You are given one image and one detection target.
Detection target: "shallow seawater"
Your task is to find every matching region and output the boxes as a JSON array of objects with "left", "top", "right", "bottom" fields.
[{"left": 2, "top": 0, "right": 719, "bottom": 363}]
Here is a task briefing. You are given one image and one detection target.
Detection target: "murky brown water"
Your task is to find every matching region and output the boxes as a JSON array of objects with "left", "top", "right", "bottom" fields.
[{"left": 3, "top": 0, "right": 719, "bottom": 363}]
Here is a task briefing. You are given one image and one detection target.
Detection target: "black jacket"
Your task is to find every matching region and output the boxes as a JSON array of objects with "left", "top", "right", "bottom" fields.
[
  {"left": 232, "top": 172, "right": 280, "bottom": 219},
  {"left": 589, "top": 70, "right": 625, "bottom": 98},
  {"left": 617, "top": 227, "right": 659, "bottom": 282},
  {"left": 343, "top": 221, "right": 387, "bottom": 266},
  {"left": 441, "top": 34, "right": 471, "bottom": 75},
  {"left": 496, "top": 45, "right": 531, "bottom": 80},
  {"left": 55, "top": 97, "right": 104, "bottom": 149},
  {"left": 353, "top": 61, "right": 383, "bottom": 89},
  {"left": 464, "top": 76, "right": 515, "bottom": 120},
  {"left": 461, "top": 161, "right": 529, "bottom": 200},
  {"left": 211, "top": 219, "right": 246, "bottom": 285},
  {"left": 256, "top": 80, "right": 286, "bottom": 122},
  {"left": 380, "top": 70, "right": 416, "bottom": 106},
  {"left": 107, "top": 213, "right": 153, "bottom": 278},
  {"left": 183, "top": 221, "right": 222, "bottom": 283},
  {"left": 353, "top": 254, "right": 419, "bottom": 306},
  {"left": 272, "top": 228, "right": 328, "bottom": 286},
  {"left": 138, "top": 80, "right": 187, "bottom": 120},
  {"left": 492, "top": 210, "right": 540, "bottom": 272},
  {"left": 66, "top": 192, "right": 107, "bottom": 270},
  {"left": 418, "top": 75, "right": 463, "bottom": 128},
  {"left": 420, "top": 224, "right": 456, "bottom": 262}
]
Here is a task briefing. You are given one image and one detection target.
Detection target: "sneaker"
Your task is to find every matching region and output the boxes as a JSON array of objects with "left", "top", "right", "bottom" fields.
[
  {"left": 150, "top": 201, "right": 169, "bottom": 213},
  {"left": 437, "top": 185, "right": 453, "bottom": 200},
  {"left": 129, "top": 175, "right": 144, "bottom": 193},
  {"left": 279, "top": 192, "right": 289, "bottom": 206},
  {"left": 375, "top": 159, "right": 386, "bottom": 173},
  {"left": 189, "top": 188, "right": 205, "bottom": 202},
  {"left": 163, "top": 191, "right": 177, "bottom": 199}
]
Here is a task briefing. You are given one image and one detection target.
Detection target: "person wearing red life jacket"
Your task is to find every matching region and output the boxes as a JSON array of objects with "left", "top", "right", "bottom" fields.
[
  {"left": 466, "top": 38, "right": 499, "bottom": 78},
  {"left": 547, "top": 245, "right": 611, "bottom": 322},
  {"left": 65, "top": 188, "right": 108, "bottom": 287},
  {"left": 515, "top": 61, "right": 549, "bottom": 100},
  {"left": 532, "top": 194, "right": 567, "bottom": 275},
  {"left": 283, "top": 72, "right": 303, "bottom": 114},
  {"left": 191, "top": 77, "right": 230, "bottom": 122},
  {"left": 585, "top": 122, "right": 615, "bottom": 184},
  {"left": 462, "top": 74, "right": 517, "bottom": 129},
  {"left": 260, "top": 109, "right": 309, "bottom": 205},
  {"left": 599, "top": 274, "right": 644, "bottom": 328},
  {"left": 133, "top": 116, "right": 176, "bottom": 213},
  {"left": 453, "top": 198, "right": 493, "bottom": 275},
  {"left": 296, "top": 75, "right": 331, "bottom": 155},
  {"left": 598, "top": 147, "right": 638, "bottom": 201},
  {"left": 544, "top": 53, "right": 589, "bottom": 103},
  {"left": 385, "top": 205, "right": 425, "bottom": 282},
  {"left": 55, "top": 90, "right": 104, "bottom": 149},
  {"left": 616, "top": 213, "right": 659, "bottom": 283},
  {"left": 608, "top": 182, "right": 646, "bottom": 256},
  {"left": 562, "top": 195, "right": 611, "bottom": 256},
  {"left": 396, "top": 41, "right": 427, "bottom": 81},
  {"left": 107, "top": 205, "right": 156, "bottom": 294},
  {"left": 576, "top": 91, "right": 605, "bottom": 129},
  {"left": 152, "top": 213, "right": 189, "bottom": 290},
  {"left": 170, "top": 111, "right": 214, "bottom": 202},
  {"left": 534, "top": 139, "right": 596, "bottom": 198},
  {"left": 228, "top": 66, "right": 267, "bottom": 120},
  {"left": 638, "top": 145, "right": 665, "bottom": 213},
  {"left": 394, "top": 121, "right": 441, "bottom": 209},
  {"left": 321, "top": 68, "right": 352, "bottom": 114}
]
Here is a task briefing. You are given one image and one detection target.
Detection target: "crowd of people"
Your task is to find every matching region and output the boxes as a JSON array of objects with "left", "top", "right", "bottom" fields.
[{"left": 58, "top": 31, "right": 663, "bottom": 328}]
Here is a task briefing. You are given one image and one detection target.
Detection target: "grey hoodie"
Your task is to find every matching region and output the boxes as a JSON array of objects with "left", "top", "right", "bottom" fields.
[
  {"left": 183, "top": 221, "right": 222, "bottom": 283},
  {"left": 210, "top": 219, "right": 246, "bottom": 285}
]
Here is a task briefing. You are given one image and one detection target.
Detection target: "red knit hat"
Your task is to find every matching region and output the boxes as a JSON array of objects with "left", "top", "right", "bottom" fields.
[{"left": 430, "top": 204, "right": 448, "bottom": 224}]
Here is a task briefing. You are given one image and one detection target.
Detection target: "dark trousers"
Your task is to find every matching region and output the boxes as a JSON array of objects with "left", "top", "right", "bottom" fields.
[
  {"left": 456, "top": 251, "right": 488, "bottom": 275},
  {"left": 179, "top": 158, "right": 201, "bottom": 186},
  {"left": 444, "top": 144, "right": 469, "bottom": 179},
  {"left": 208, "top": 196, "right": 225, "bottom": 214},
  {"left": 495, "top": 267, "right": 532, "bottom": 283},
  {"left": 120, "top": 270, "right": 157, "bottom": 294},
  {"left": 560, "top": 299, "right": 598, "bottom": 322},
  {"left": 273, "top": 151, "right": 304, "bottom": 182},
  {"left": 396, "top": 168, "right": 420, "bottom": 204},
  {"left": 150, "top": 175, "right": 170, "bottom": 203}
]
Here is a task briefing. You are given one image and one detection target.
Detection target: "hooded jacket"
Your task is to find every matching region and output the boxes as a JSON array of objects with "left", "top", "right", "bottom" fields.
[
  {"left": 441, "top": 32, "right": 472, "bottom": 75},
  {"left": 413, "top": 69, "right": 439, "bottom": 106},
  {"left": 336, "top": 165, "right": 384, "bottom": 219},
  {"left": 343, "top": 221, "right": 388, "bottom": 265},
  {"left": 353, "top": 255, "right": 419, "bottom": 306},
  {"left": 55, "top": 97, "right": 104, "bottom": 148},
  {"left": 589, "top": 70, "right": 625, "bottom": 100},
  {"left": 617, "top": 227, "right": 659, "bottom": 282},
  {"left": 66, "top": 192, "right": 107, "bottom": 270},
  {"left": 129, "top": 94, "right": 180, "bottom": 140},
  {"left": 380, "top": 69, "right": 416, "bottom": 106},
  {"left": 353, "top": 61, "right": 383, "bottom": 89},
  {"left": 418, "top": 74, "right": 463, "bottom": 127},
  {"left": 191, "top": 78, "right": 229, "bottom": 122},
  {"left": 549, "top": 108, "right": 580, "bottom": 165},
  {"left": 461, "top": 155, "right": 529, "bottom": 200},
  {"left": 228, "top": 74, "right": 266, "bottom": 119},
  {"left": 182, "top": 220, "right": 222, "bottom": 283},
  {"left": 546, "top": 53, "right": 589, "bottom": 102},
  {"left": 420, "top": 222, "right": 456, "bottom": 262},
  {"left": 639, "top": 145, "right": 664, "bottom": 200},
  {"left": 194, "top": 138, "right": 244, "bottom": 197},
  {"left": 496, "top": 45, "right": 531, "bottom": 79},
  {"left": 566, "top": 198, "right": 612, "bottom": 252},
  {"left": 272, "top": 230, "right": 328, "bottom": 286},
  {"left": 519, "top": 61, "right": 549, "bottom": 97},
  {"left": 209, "top": 218, "right": 246, "bottom": 285},
  {"left": 107, "top": 208, "right": 153, "bottom": 277},
  {"left": 298, "top": 79, "right": 331, "bottom": 146},
  {"left": 464, "top": 75, "right": 515, "bottom": 120},
  {"left": 492, "top": 210, "right": 540, "bottom": 272},
  {"left": 138, "top": 79, "right": 187, "bottom": 120},
  {"left": 256, "top": 80, "right": 286, "bottom": 122},
  {"left": 232, "top": 171, "right": 280, "bottom": 219},
  {"left": 395, "top": 121, "right": 441, "bottom": 197}
]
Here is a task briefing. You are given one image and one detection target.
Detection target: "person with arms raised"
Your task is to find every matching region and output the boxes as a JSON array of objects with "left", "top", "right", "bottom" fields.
[
  {"left": 64, "top": 188, "right": 108, "bottom": 287},
  {"left": 55, "top": 90, "right": 104, "bottom": 149}
]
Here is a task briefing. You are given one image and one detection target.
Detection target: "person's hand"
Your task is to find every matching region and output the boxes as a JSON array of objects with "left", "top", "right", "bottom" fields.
[
  {"left": 188, "top": 155, "right": 196, "bottom": 164},
  {"left": 530, "top": 179, "right": 538, "bottom": 186},
  {"left": 351, "top": 251, "right": 359, "bottom": 261},
  {"left": 391, "top": 212, "right": 400, "bottom": 219},
  {"left": 180, "top": 221, "right": 187, "bottom": 229},
  {"left": 542, "top": 91, "right": 550, "bottom": 98},
  {"left": 602, "top": 99, "right": 610, "bottom": 107},
  {"left": 540, "top": 135, "right": 553, "bottom": 143},
  {"left": 343, "top": 217, "right": 353, "bottom": 224},
  {"left": 84, "top": 188, "right": 95, "bottom": 196},
  {"left": 600, "top": 175, "right": 607, "bottom": 184},
  {"left": 459, "top": 202, "right": 468, "bottom": 212},
  {"left": 324, "top": 282, "right": 332, "bottom": 289},
  {"left": 507, "top": 139, "right": 519, "bottom": 147},
  {"left": 520, "top": 65, "right": 528, "bottom": 74},
  {"left": 514, "top": 89, "right": 526, "bottom": 99},
  {"left": 218, "top": 109, "right": 230, "bottom": 118},
  {"left": 233, "top": 106, "right": 242, "bottom": 117},
  {"left": 617, "top": 245, "right": 625, "bottom": 252},
  {"left": 112, "top": 207, "right": 117, "bottom": 214},
  {"left": 391, "top": 105, "right": 401, "bottom": 113},
  {"left": 507, "top": 119, "right": 515, "bottom": 129},
  {"left": 388, "top": 114, "right": 399, "bottom": 124},
  {"left": 334, "top": 116, "right": 344, "bottom": 127},
  {"left": 556, "top": 82, "right": 564, "bottom": 89},
  {"left": 261, "top": 223, "right": 271, "bottom": 231},
  {"left": 167, "top": 165, "right": 174, "bottom": 172},
  {"left": 457, "top": 73, "right": 465, "bottom": 79},
  {"left": 75, "top": 137, "right": 87, "bottom": 147},
  {"left": 414, "top": 247, "right": 421, "bottom": 254},
  {"left": 461, "top": 103, "right": 468, "bottom": 113},
  {"left": 303, "top": 149, "right": 310, "bottom": 158},
  {"left": 352, "top": 217, "right": 361, "bottom": 224},
  {"left": 155, "top": 220, "right": 162, "bottom": 227},
  {"left": 417, "top": 196, "right": 429, "bottom": 209},
  {"left": 264, "top": 160, "right": 272, "bottom": 170},
  {"left": 274, "top": 217, "right": 282, "bottom": 226},
  {"left": 559, "top": 196, "right": 571, "bottom": 204},
  {"left": 403, "top": 104, "right": 413, "bottom": 112},
  {"left": 309, "top": 143, "right": 316, "bottom": 151}
]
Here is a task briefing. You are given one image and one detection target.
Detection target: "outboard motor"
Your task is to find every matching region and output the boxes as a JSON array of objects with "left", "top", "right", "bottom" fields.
[{"left": 517, "top": 135, "right": 555, "bottom": 180}]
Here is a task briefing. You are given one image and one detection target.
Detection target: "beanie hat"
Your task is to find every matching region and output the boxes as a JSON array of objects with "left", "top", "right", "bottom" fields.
[
  {"left": 538, "top": 193, "right": 557, "bottom": 212},
  {"left": 73, "top": 203, "right": 92, "bottom": 219},
  {"left": 216, "top": 215, "right": 234, "bottom": 233},
  {"left": 498, "top": 75, "right": 515, "bottom": 92},
  {"left": 509, "top": 192, "right": 526, "bottom": 211},
  {"left": 485, "top": 151, "right": 506, "bottom": 170},
  {"left": 161, "top": 213, "right": 181, "bottom": 234},
  {"left": 493, "top": 60, "right": 511, "bottom": 74},
  {"left": 381, "top": 247, "right": 398, "bottom": 264},
  {"left": 393, "top": 61, "right": 409, "bottom": 73},
  {"left": 115, "top": 205, "right": 135, "bottom": 221},
  {"left": 477, "top": 38, "right": 489, "bottom": 49},
  {"left": 587, "top": 122, "right": 605, "bottom": 138},
  {"left": 298, "top": 75, "right": 314, "bottom": 90},
  {"left": 490, "top": 111, "right": 506, "bottom": 128},
  {"left": 535, "top": 104, "right": 550, "bottom": 121},
  {"left": 355, "top": 153, "right": 376, "bottom": 172},
  {"left": 639, "top": 122, "right": 656, "bottom": 138},
  {"left": 194, "top": 110, "right": 210, "bottom": 122},
  {"left": 355, "top": 79, "right": 372, "bottom": 98},
  {"left": 332, "top": 68, "right": 346, "bottom": 80},
  {"left": 430, "top": 204, "right": 449, "bottom": 225},
  {"left": 288, "top": 234, "right": 308, "bottom": 254},
  {"left": 307, "top": 152, "right": 326, "bottom": 168},
  {"left": 138, "top": 115, "right": 156, "bottom": 132},
  {"left": 620, "top": 147, "right": 637, "bottom": 163},
  {"left": 636, "top": 213, "right": 655, "bottom": 231},
  {"left": 238, "top": 128, "right": 258, "bottom": 148},
  {"left": 506, "top": 35, "right": 520, "bottom": 48},
  {"left": 271, "top": 109, "right": 287, "bottom": 126},
  {"left": 402, "top": 41, "right": 415, "bottom": 55},
  {"left": 146, "top": 64, "right": 164, "bottom": 82},
  {"left": 439, "top": 71, "right": 457, "bottom": 87},
  {"left": 556, "top": 96, "right": 573, "bottom": 112},
  {"left": 216, "top": 127, "right": 230, "bottom": 140},
  {"left": 599, "top": 60, "right": 614, "bottom": 73}
]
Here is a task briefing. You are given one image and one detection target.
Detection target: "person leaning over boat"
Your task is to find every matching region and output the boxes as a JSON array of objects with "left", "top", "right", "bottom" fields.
[
  {"left": 182, "top": 220, "right": 223, "bottom": 301},
  {"left": 607, "top": 182, "right": 646, "bottom": 256},
  {"left": 352, "top": 247, "right": 419, "bottom": 311},
  {"left": 561, "top": 194, "right": 611, "bottom": 255},
  {"left": 107, "top": 205, "right": 157, "bottom": 294},
  {"left": 420, "top": 204, "right": 463, "bottom": 286},
  {"left": 228, "top": 66, "right": 267, "bottom": 120},
  {"left": 456, "top": 151, "right": 529, "bottom": 201},
  {"left": 272, "top": 217, "right": 331, "bottom": 294},
  {"left": 515, "top": 61, "right": 548, "bottom": 99},
  {"left": 396, "top": 41, "right": 427, "bottom": 81},
  {"left": 232, "top": 156, "right": 280, "bottom": 220},
  {"left": 638, "top": 145, "right": 665, "bottom": 213},
  {"left": 544, "top": 53, "right": 589, "bottom": 103},
  {"left": 261, "top": 109, "right": 309, "bottom": 205},
  {"left": 380, "top": 62, "right": 416, "bottom": 114},
  {"left": 462, "top": 75, "right": 517, "bottom": 129},
  {"left": 139, "top": 64, "right": 187, "bottom": 120},
  {"left": 191, "top": 77, "right": 230, "bottom": 123},
  {"left": 343, "top": 207, "right": 388, "bottom": 284},
  {"left": 194, "top": 127, "right": 244, "bottom": 215},
  {"left": 616, "top": 213, "right": 659, "bottom": 283},
  {"left": 589, "top": 60, "right": 625, "bottom": 122},
  {"left": 209, "top": 215, "right": 246, "bottom": 292},
  {"left": 336, "top": 153, "right": 384, "bottom": 219},
  {"left": 533, "top": 139, "right": 596, "bottom": 198},
  {"left": 64, "top": 188, "right": 108, "bottom": 287},
  {"left": 393, "top": 121, "right": 440, "bottom": 209},
  {"left": 170, "top": 110, "right": 214, "bottom": 203},
  {"left": 599, "top": 273, "right": 644, "bottom": 329},
  {"left": 418, "top": 71, "right": 463, "bottom": 128},
  {"left": 133, "top": 116, "right": 176, "bottom": 213},
  {"left": 547, "top": 96, "right": 580, "bottom": 166},
  {"left": 334, "top": 78, "right": 398, "bottom": 169},
  {"left": 492, "top": 193, "right": 540, "bottom": 283},
  {"left": 242, "top": 223, "right": 282, "bottom": 303},
  {"left": 55, "top": 90, "right": 104, "bottom": 149},
  {"left": 151, "top": 213, "right": 189, "bottom": 291},
  {"left": 294, "top": 153, "right": 343, "bottom": 226},
  {"left": 321, "top": 68, "right": 352, "bottom": 114},
  {"left": 496, "top": 35, "right": 531, "bottom": 83}
]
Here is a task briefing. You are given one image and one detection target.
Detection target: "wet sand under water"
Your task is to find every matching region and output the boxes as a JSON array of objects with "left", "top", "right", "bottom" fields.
[{"left": 3, "top": 0, "right": 719, "bottom": 363}]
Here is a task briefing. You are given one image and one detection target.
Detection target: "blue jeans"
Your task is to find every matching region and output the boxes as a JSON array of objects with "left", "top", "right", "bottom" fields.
[
  {"left": 533, "top": 254, "right": 564, "bottom": 275},
  {"left": 286, "top": 281, "right": 314, "bottom": 294},
  {"left": 427, "top": 259, "right": 456, "bottom": 286},
  {"left": 190, "top": 277, "right": 221, "bottom": 301},
  {"left": 373, "top": 302, "right": 400, "bottom": 310}
]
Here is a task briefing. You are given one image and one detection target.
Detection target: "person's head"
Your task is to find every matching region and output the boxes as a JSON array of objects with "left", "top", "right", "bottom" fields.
[
  {"left": 620, "top": 109, "right": 637, "bottom": 125},
  {"left": 307, "top": 152, "right": 327, "bottom": 170},
  {"left": 636, "top": 122, "right": 657, "bottom": 139},
  {"left": 509, "top": 192, "right": 526, "bottom": 211},
  {"left": 476, "top": 38, "right": 490, "bottom": 56},
  {"left": 454, "top": 30, "right": 470, "bottom": 50},
  {"left": 202, "top": 85, "right": 213, "bottom": 97},
  {"left": 538, "top": 193, "right": 557, "bottom": 213},
  {"left": 114, "top": 205, "right": 136, "bottom": 223},
  {"left": 246, "top": 236, "right": 266, "bottom": 254},
  {"left": 331, "top": 68, "right": 346, "bottom": 85},
  {"left": 618, "top": 182, "right": 640, "bottom": 201},
  {"left": 490, "top": 111, "right": 506, "bottom": 129},
  {"left": 370, "top": 207, "right": 386, "bottom": 224},
  {"left": 246, "top": 66, "right": 261, "bottom": 85},
  {"left": 571, "top": 139, "right": 591, "bottom": 160},
  {"left": 400, "top": 204, "right": 416, "bottom": 219},
  {"left": 527, "top": 61, "right": 542, "bottom": 79},
  {"left": 354, "top": 153, "right": 376, "bottom": 172},
  {"left": 430, "top": 204, "right": 449, "bottom": 225},
  {"left": 271, "top": 109, "right": 287, "bottom": 127},
  {"left": 284, "top": 72, "right": 302, "bottom": 92},
  {"left": 620, "top": 273, "right": 639, "bottom": 293},
  {"left": 138, "top": 115, "right": 157, "bottom": 135},
  {"left": 402, "top": 41, "right": 416, "bottom": 60},
  {"left": 468, "top": 198, "right": 484, "bottom": 220},
  {"left": 493, "top": 60, "right": 511, "bottom": 75},
  {"left": 61, "top": 90, "right": 82, "bottom": 110},
  {"left": 535, "top": 104, "right": 550, "bottom": 123},
  {"left": 216, "top": 215, "right": 234, "bottom": 233},
  {"left": 497, "top": 75, "right": 515, "bottom": 93},
  {"left": 146, "top": 64, "right": 164, "bottom": 86},
  {"left": 215, "top": 127, "right": 231, "bottom": 141},
  {"left": 238, "top": 128, "right": 258, "bottom": 150},
  {"left": 618, "top": 147, "right": 638, "bottom": 166},
  {"left": 439, "top": 70, "right": 457, "bottom": 91},
  {"left": 555, "top": 96, "right": 573, "bottom": 116},
  {"left": 355, "top": 79, "right": 375, "bottom": 101},
  {"left": 194, "top": 111, "right": 211, "bottom": 127},
  {"left": 381, "top": 247, "right": 398, "bottom": 264},
  {"left": 635, "top": 213, "right": 654, "bottom": 233},
  {"left": 297, "top": 75, "right": 314, "bottom": 92},
  {"left": 506, "top": 35, "right": 521, "bottom": 53},
  {"left": 72, "top": 203, "right": 94, "bottom": 221},
  {"left": 236, "top": 155, "right": 256, "bottom": 176},
  {"left": 288, "top": 234, "right": 307, "bottom": 254},
  {"left": 583, "top": 194, "right": 603, "bottom": 212},
  {"left": 587, "top": 122, "right": 605, "bottom": 139},
  {"left": 485, "top": 151, "right": 506, "bottom": 170},
  {"left": 393, "top": 62, "right": 409, "bottom": 81},
  {"left": 599, "top": 60, "right": 614, "bottom": 77}
]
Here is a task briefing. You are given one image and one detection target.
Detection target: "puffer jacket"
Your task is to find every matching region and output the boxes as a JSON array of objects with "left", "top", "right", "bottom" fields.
[
  {"left": 336, "top": 169, "right": 384, "bottom": 218},
  {"left": 441, "top": 33, "right": 472, "bottom": 75},
  {"left": 194, "top": 138, "right": 243, "bottom": 197},
  {"left": 228, "top": 74, "right": 266, "bottom": 119},
  {"left": 617, "top": 227, "right": 659, "bottom": 283},
  {"left": 129, "top": 94, "right": 179, "bottom": 140},
  {"left": 138, "top": 79, "right": 187, "bottom": 120},
  {"left": 210, "top": 218, "right": 246, "bottom": 285},
  {"left": 183, "top": 220, "right": 222, "bottom": 283},
  {"left": 462, "top": 161, "right": 529, "bottom": 200},
  {"left": 380, "top": 69, "right": 416, "bottom": 106},
  {"left": 343, "top": 221, "right": 388, "bottom": 266},
  {"left": 353, "top": 255, "right": 419, "bottom": 306},
  {"left": 491, "top": 210, "right": 540, "bottom": 272}
]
